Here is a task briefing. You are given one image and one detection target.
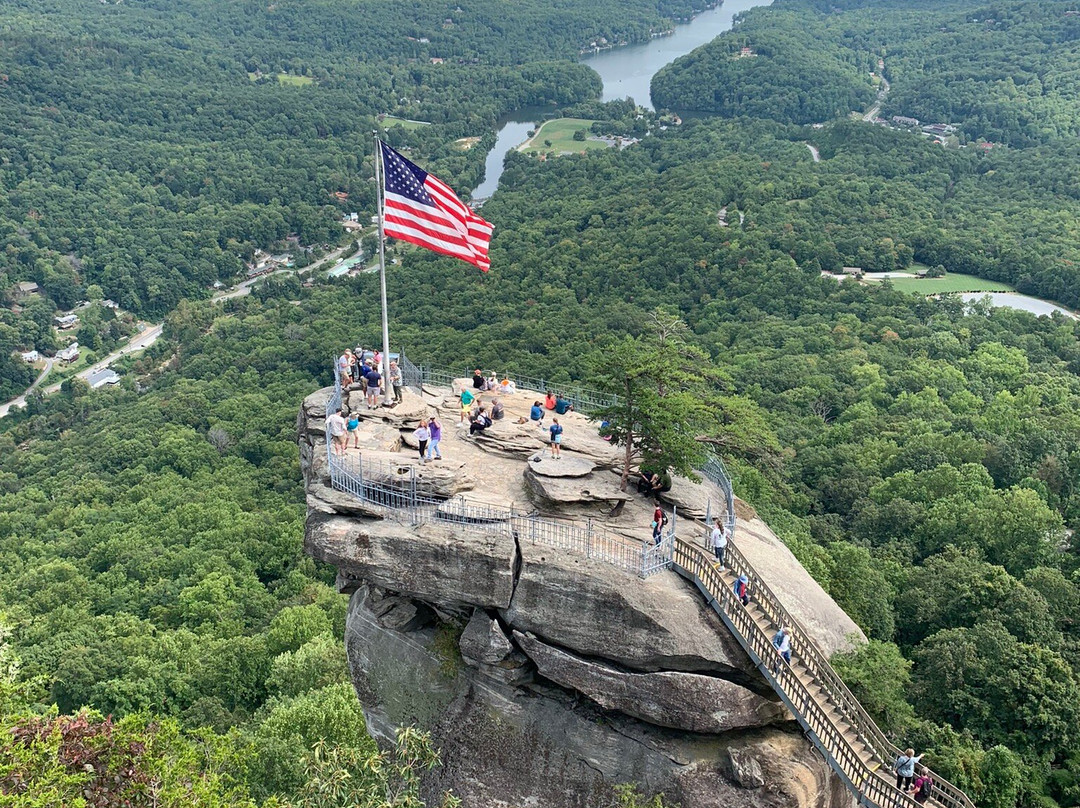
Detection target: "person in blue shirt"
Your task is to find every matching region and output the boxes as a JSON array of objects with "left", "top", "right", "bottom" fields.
[
  {"left": 548, "top": 418, "right": 563, "bottom": 459},
  {"left": 554, "top": 394, "right": 574, "bottom": 415},
  {"left": 530, "top": 401, "right": 544, "bottom": 427},
  {"left": 771, "top": 626, "right": 791, "bottom": 674}
]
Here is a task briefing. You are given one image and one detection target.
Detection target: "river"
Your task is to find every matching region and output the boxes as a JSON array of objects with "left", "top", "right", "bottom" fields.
[{"left": 473, "top": 0, "right": 773, "bottom": 198}]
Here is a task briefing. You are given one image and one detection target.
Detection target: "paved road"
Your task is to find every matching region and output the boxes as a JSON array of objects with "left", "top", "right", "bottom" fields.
[
  {"left": 863, "top": 76, "right": 890, "bottom": 122},
  {"left": 1, "top": 246, "right": 350, "bottom": 419}
]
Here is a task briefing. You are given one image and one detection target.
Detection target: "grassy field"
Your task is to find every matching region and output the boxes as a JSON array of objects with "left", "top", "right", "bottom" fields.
[
  {"left": 868, "top": 270, "right": 1015, "bottom": 294},
  {"left": 520, "top": 118, "right": 607, "bottom": 154},
  {"left": 247, "top": 72, "right": 315, "bottom": 86},
  {"left": 381, "top": 115, "right": 431, "bottom": 130}
]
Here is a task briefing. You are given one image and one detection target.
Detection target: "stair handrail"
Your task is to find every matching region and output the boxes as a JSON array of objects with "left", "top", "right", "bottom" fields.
[{"left": 674, "top": 533, "right": 974, "bottom": 808}]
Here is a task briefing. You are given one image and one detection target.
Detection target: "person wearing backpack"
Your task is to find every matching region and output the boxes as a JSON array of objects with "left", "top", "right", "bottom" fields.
[
  {"left": 913, "top": 767, "right": 934, "bottom": 804},
  {"left": 894, "top": 748, "right": 923, "bottom": 791}
]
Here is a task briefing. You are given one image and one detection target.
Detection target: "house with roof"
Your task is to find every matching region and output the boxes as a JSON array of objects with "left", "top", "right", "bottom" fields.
[
  {"left": 13, "top": 281, "right": 40, "bottom": 299},
  {"left": 55, "top": 314, "right": 79, "bottom": 330},
  {"left": 21, "top": 350, "right": 39, "bottom": 363},
  {"left": 56, "top": 343, "right": 80, "bottom": 363},
  {"left": 86, "top": 367, "right": 121, "bottom": 389}
]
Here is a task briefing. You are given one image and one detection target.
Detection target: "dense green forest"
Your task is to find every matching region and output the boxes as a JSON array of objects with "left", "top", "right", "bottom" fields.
[
  {"left": 7, "top": 0, "right": 1080, "bottom": 805},
  {"left": 0, "top": 0, "right": 686, "bottom": 318},
  {"left": 653, "top": 0, "right": 1080, "bottom": 146}
]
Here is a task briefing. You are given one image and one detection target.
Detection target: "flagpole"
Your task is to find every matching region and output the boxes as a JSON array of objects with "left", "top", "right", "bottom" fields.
[{"left": 373, "top": 132, "right": 394, "bottom": 406}]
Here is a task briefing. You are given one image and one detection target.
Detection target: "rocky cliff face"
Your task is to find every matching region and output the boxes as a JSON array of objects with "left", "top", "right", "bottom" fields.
[{"left": 299, "top": 384, "right": 862, "bottom": 808}]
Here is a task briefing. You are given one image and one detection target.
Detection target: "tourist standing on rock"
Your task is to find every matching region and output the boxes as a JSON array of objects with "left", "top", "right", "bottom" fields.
[
  {"left": 389, "top": 361, "right": 403, "bottom": 403},
  {"left": 651, "top": 501, "right": 667, "bottom": 543},
  {"left": 414, "top": 418, "right": 430, "bottom": 462},
  {"left": 913, "top": 767, "right": 934, "bottom": 804},
  {"left": 338, "top": 350, "right": 353, "bottom": 387},
  {"left": 366, "top": 363, "right": 382, "bottom": 409},
  {"left": 548, "top": 417, "right": 563, "bottom": 459},
  {"left": 426, "top": 414, "right": 443, "bottom": 461},
  {"left": 709, "top": 517, "right": 728, "bottom": 570},
  {"left": 345, "top": 409, "right": 360, "bottom": 450},
  {"left": 894, "top": 749, "right": 922, "bottom": 792},
  {"left": 460, "top": 387, "right": 476, "bottom": 424},
  {"left": 734, "top": 573, "right": 750, "bottom": 606},
  {"left": 530, "top": 400, "right": 544, "bottom": 427},
  {"left": 771, "top": 626, "right": 791, "bottom": 674},
  {"left": 328, "top": 407, "right": 348, "bottom": 456}
]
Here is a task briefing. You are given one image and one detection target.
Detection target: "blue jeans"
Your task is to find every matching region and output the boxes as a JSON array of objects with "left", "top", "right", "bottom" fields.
[{"left": 426, "top": 438, "right": 441, "bottom": 459}]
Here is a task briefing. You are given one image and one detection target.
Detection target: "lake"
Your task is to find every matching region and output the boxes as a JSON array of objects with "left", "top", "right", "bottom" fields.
[{"left": 474, "top": 0, "right": 773, "bottom": 197}]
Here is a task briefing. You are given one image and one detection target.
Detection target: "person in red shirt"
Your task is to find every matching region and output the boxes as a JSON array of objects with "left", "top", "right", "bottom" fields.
[
  {"left": 544, "top": 391, "right": 556, "bottom": 410},
  {"left": 651, "top": 502, "right": 667, "bottom": 544}
]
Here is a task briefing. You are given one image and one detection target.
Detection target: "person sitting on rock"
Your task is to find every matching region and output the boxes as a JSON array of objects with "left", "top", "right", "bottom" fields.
[
  {"left": 490, "top": 399, "right": 505, "bottom": 420},
  {"left": 486, "top": 371, "right": 499, "bottom": 391},
  {"left": 637, "top": 469, "right": 661, "bottom": 495},
  {"left": 469, "top": 407, "right": 493, "bottom": 435},
  {"left": 472, "top": 368, "right": 486, "bottom": 390},
  {"left": 530, "top": 400, "right": 544, "bottom": 427},
  {"left": 544, "top": 391, "right": 556, "bottom": 410},
  {"left": 499, "top": 377, "right": 517, "bottom": 395},
  {"left": 554, "top": 394, "right": 574, "bottom": 415}
]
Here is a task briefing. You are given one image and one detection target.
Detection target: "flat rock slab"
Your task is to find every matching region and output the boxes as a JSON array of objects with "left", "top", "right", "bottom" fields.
[
  {"left": 527, "top": 455, "right": 595, "bottom": 478},
  {"left": 524, "top": 467, "right": 631, "bottom": 506}
]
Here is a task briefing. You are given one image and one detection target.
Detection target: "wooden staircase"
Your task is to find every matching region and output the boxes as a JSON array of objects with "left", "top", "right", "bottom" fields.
[{"left": 672, "top": 537, "right": 976, "bottom": 808}]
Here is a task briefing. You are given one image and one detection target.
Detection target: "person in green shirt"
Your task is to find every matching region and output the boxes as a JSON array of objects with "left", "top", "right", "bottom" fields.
[{"left": 460, "top": 387, "right": 476, "bottom": 424}]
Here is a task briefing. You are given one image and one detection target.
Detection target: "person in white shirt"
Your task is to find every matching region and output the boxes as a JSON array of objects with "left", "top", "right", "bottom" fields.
[
  {"left": 327, "top": 408, "right": 348, "bottom": 456},
  {"left": 709, "top": 517, "right": 729, "bottom": 570}
]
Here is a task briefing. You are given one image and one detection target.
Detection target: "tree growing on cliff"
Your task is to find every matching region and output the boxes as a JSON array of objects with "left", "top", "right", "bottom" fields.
[{"left": 591, "top": 310, "right": 714, "bottom": 491}]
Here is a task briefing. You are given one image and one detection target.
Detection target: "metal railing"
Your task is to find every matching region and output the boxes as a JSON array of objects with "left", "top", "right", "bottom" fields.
[
  {"left": 672, "top": 537, "right": 974, "bottom": 808},
  {"left": 323, "top": 408, "right": 665, "bottom": 576}
]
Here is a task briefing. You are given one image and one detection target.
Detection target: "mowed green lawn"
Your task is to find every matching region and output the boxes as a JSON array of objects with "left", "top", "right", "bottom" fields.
[
  {"left": 247, "top": 72, "right": 316, "bottom": 86},
  {"left": 520, "top": 118, "right": 607, "bottom": 154},
  {"left": 868, "top": 270, "right": 1015, "bottom": 294},
  {"left": 381, "top": 115, "right": 431, "bottom": 130}
]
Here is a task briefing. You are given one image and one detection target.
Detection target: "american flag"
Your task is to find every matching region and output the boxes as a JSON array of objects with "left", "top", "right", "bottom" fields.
[{"left": 379, "top": 141, "right": 493, "bottom": 271}]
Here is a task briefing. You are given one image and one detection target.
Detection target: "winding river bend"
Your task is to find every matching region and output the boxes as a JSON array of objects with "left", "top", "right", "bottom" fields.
[{"left": 471, "top": 0, "right": 773, "bottom": 199}]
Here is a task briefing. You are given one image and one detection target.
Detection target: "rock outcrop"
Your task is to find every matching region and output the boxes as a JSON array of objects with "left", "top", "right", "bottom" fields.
[{"left": 299, "top": 382, "right": 861, "bottom": 808}]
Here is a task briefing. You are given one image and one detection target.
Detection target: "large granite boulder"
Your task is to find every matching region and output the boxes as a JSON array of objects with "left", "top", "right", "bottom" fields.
[
  {"left": 345, "top": 584, "right": 853, "bottom": 808},
  {"left": 514, "top": 631, "right": 786, "bottom": 733},
  {"left": 524, "top": 466, "right": 632, "bottom": 507},
  {"left": 503, "top": 539, "right": 755, "bottom": 677},
  {"left": 306, "top": 511, "right": 517, "bottom": 610}
]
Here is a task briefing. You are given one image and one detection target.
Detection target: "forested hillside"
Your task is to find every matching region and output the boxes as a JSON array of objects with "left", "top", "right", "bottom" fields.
[
  {"left": 653, "top": 0, "right": 1080, "bottom": 146},
  {"left": 6, "top": 0, "right": 1080, "bottom": 805},
  {"left": 0, "top": 0, "right": 691, "bottom": 317}
]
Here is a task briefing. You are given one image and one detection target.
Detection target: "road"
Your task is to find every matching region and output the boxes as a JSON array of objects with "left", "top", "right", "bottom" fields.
[
  {"left": 863, "top": 76, "right": 890, "bottom": 122},
  {"left": 0, "top": 245, "right": 351, "bottom": 419}
]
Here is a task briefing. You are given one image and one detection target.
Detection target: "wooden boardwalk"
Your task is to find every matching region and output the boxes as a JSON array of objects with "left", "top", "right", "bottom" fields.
[{"left": 672, "top": 537, "right": 976, "bottom": 808}]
